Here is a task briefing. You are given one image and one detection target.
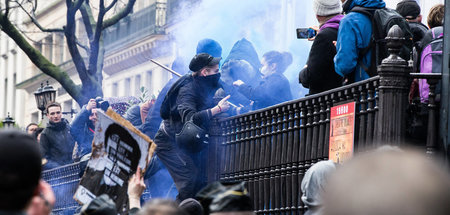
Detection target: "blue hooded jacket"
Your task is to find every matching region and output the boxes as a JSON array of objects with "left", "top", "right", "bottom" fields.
[{"left": 334, "top": 0, "right": 386, "bottom": 82}]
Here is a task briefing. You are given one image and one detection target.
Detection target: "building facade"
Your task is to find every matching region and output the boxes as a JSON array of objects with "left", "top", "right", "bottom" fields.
[{"left": 8, "top": 0, "right": 196, "bottom": 127}]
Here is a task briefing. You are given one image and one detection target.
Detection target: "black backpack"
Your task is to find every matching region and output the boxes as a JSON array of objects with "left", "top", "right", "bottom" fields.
[
  {"left": 160, "top": 74, "right": 192, "bottom": 120},
  {"left": 350, "top": 6, "right": 413, "bottom": 78}
]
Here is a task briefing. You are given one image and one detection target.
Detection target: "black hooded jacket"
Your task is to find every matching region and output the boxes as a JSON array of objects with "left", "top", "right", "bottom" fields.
[
  {"left": 40, "top": 118, "right": 75, "bottom": 168},
  {"left": 160, "top": 74, "right": 220, "bottom": 137}
]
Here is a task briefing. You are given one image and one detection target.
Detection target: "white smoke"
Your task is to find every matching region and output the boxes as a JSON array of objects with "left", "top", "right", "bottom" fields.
[{"left": 170, "top": 0, "right": 316, "bottom": 98}]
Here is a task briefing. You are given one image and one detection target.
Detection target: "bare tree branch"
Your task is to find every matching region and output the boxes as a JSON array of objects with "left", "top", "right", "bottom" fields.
[
  {"left": 75, "top": 37, "right": 90, "bottom": 53},
  {"left": 65, "top": 0, "right": 88, "bottom": 82},
  {"left": 16, "top": 3, "right": 64, "bottom": 32},
  {"left": 5, "top": 0, "right": 10, "bottom": 16},
  {"left": 87, "top": 0, "right": 105, "bottom": 76},
  {"left": 102, "top": 0, "right": 136, "bottom": 30},
  {"left": 79, "top": 1, "right": 94, "bottom": 39},
  {"left": 0, "top": 11, "right": 84, "bottom": 104},
  {"left": 105, "top": 0, "right": 118, "bottom": 12}
]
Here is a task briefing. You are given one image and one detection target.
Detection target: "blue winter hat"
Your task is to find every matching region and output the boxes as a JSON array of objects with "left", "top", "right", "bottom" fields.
[{"left": 196, "top": 39, "right": 222, "bottom": 58}]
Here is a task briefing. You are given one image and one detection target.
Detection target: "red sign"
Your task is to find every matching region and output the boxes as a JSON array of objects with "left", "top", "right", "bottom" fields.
[{"left": 329, "top": 102, "right": 356, "bottom": 164}]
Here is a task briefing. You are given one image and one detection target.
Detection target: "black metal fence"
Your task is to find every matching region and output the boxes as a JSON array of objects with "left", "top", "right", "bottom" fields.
[
  {"left": 206, "top": 25, "right": 443, "bottom": 214},
  {"left": 41, "top": 25, "right": 443, "bottom": 214},
  {"left": 208, "top": 77, "right": 379, "bottom": 214}
]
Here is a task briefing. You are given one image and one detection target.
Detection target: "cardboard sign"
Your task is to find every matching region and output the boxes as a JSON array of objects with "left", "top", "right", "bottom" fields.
[
  {"left": 74, "top": 108, "right": 156, "bottom": 214},
  {"left": 329, "top": 102, "right": 356, "bottom": 164}
]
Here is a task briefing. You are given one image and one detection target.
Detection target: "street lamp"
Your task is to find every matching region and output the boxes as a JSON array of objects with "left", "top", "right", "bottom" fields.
[
  {"left": 42, "top": 81, "right": 57, "bottom": 106},
  {"left": 34, "top": 81, "right": 57, "bottom": 119},
  {"left": 34, "top": 83, "right": 45, "bottom": 119},
  {"left": 2, "top": 112, "right": 15, "bottom": 128}
]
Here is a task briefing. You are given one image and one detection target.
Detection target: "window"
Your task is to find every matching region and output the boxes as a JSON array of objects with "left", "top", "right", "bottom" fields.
[
  {"left": 31, "top": 112, "right": 39, "bottom": 124},
  {"left": 112, "top": 82, "right": 118, "bottom": 97},
  {"left": 146, "top": 70, "right": 153, "bottom": 96},
  {"left": 55, "top": 33, "right": 65, "bottom": 65},
  {"left": 44, "top": 35, "right": 53, "bottom": 62},
  {"left": 124, "top": 78, "right": 131, "bottom": 96},
  {"left": 135, "top": 74, "right": 141, "bottom": 96},
  {"left": 63, "top": 100, "right": 73, "bottom": 120}
]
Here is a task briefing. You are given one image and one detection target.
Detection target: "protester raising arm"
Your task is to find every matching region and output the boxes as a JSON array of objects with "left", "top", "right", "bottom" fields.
[
  {"left": 70, "top": 98, "right": 97, "bottom": 158},
  {"left": 128, "top": 167, "right": 146, "bottom": 214}
]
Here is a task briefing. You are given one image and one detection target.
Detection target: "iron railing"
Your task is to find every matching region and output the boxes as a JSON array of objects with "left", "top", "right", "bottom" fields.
[
  {"left": 208, "top": 77, "right": 379, "bottom": 214},
  {"left": 206, "top": 25, "right": 443, "bottom": 214},
  {"left": 42, "top": 25, "right": 443, "bottom": 214}
]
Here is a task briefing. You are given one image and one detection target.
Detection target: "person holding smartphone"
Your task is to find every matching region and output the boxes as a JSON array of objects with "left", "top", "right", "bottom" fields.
[{"left": 299, "top": 0, "right": 344, "bottom": 95}]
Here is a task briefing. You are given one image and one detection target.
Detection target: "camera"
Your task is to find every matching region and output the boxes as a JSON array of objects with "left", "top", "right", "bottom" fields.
[
  {"left": 95, "top": 97, "right": 110, "bottom": 111},
  {"left": 297, "top": 28, "right": 317, "bottom": 39}
]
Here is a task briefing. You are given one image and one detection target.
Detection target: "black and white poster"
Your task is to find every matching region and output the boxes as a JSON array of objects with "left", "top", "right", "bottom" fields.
[{"left": 74, "top": 109, "right": 154, "bottom": 214}]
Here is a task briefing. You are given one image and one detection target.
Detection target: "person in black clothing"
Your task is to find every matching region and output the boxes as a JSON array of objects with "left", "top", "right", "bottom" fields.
[
  {"left": 221, "top": 38, "right": 262, "bottom": 108},
  {"left": 396, "top": 0, "right": 428, "bottom": 74},
  {"left": 140, "top": 39, "right": 221, "bottom": 181},
  {"left": 154, "top": 53, "right": 231, "bottom": 202},
  {"left": 233, "top": 51, "right": 293, "bottom": 110},
  {"left": 396, "top": 0, "right": 428, "bottom": 46},
  {"left": 142, "top": 39, "right": 222, "bottom": 140},
  {"left": 40, "top": 102, "right": 76, "bottom": 170},
  {"left": 299, "top": 0, "right": 344, "bottom": 95},
  {"left": 0, "top": 130, "right": 55, "bottom": 214}
]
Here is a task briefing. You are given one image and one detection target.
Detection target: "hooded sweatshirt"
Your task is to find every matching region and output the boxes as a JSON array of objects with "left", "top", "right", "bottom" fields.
[
  {"left": 301, "top": 160, "right": 336, "bottom": 215},
  {"left": 334, "top": 0, "right": 386, "bottom": 82}
]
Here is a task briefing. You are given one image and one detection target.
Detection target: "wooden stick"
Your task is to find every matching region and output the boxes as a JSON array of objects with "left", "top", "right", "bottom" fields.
[{"left": 150, "top": 59, "right": 182, "bottom": 77}]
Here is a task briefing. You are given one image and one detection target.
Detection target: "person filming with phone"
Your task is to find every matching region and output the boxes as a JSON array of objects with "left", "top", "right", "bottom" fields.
[{"left": 299, "top": 0, "right": 344, "bottom": 95}]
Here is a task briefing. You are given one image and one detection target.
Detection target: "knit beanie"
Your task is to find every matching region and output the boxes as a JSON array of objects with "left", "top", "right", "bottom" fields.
[
  {"left": 196, "top": 39, "right": 222, "bottom": 58},
  {"left": 313, "top": 0, "right": 342, "bottom": 17}
]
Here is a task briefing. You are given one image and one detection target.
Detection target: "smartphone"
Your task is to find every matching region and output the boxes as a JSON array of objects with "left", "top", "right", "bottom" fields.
[{"left": 296, "top": 28, "right": 317, "bottom": 39}]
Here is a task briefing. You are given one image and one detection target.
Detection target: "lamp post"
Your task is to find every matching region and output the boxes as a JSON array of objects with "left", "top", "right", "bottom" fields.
[
  {"left": 34, "top": 81, "right": 57, "bottom": 119},
  {"left": 2, "top": 112, "right": 15, "bottom": 128}
]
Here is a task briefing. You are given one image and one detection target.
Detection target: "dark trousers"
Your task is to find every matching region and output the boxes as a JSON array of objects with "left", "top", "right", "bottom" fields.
[{"left": 154, "top": 127, "right": 206, "bottom": 202}]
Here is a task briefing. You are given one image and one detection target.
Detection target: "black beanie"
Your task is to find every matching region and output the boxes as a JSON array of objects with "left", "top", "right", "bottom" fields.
[
  {"left": 396, "top": 0, "right": 421, "bottom": 19},
  {"left": 179, "top": 198, "right": 204, "bottom": 215}
]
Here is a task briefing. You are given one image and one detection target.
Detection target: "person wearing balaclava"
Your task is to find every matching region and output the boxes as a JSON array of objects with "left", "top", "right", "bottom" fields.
[
  {"left": 153, "top": 53, "right": 231, "bottom": 202},
  {"left": 142, "top": 38, "right": 222, "bottom": 140},
  {"left": 140, "top": 39, "right": 223, "bottom": 184}
]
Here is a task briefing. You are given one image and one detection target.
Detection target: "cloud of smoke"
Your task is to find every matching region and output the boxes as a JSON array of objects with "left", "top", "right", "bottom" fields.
[{"left": 169, "top": 0, "right": 316, "bottom": 98}]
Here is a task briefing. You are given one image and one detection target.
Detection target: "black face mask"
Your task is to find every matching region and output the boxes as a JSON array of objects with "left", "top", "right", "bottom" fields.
[{"left": 196, "top": 73, "right": 221, "bottom": 89}]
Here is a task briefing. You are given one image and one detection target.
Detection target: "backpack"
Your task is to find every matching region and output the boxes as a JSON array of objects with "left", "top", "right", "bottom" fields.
[
  {"left": 350, "top": 6, "right": 414, "bottom": 78},
  {"left": 160, "top": 74, "right": 192, "bottom": 120},
  {"left": 419, "top": 27, "right": 443, "bottom": 103}
]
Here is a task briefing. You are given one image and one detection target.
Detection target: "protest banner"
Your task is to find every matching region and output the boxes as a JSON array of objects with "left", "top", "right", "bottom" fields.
[{"left": 74, "top": 108, "right": 155, "bottom": 214}]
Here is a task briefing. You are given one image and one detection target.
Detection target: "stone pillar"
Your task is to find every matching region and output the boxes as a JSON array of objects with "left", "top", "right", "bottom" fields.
[
  {"left": 0, "top": 35, "right": 6, "bottom": 118},
  {"left": 155, "top": 0, "right": 167, "bottom": 32},
  {"left": 6, "top": 42, "right": 15, "bottom": 118},
  {"left": 376, "top": 25, "right": 411, "bottom": 145}
]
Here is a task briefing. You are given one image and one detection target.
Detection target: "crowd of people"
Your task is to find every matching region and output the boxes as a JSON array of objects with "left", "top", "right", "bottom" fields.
[
  {"left": 3, "top": 0, "right": 449, "bottom": 214},
  {"left": 2, "top": 128, "right": 450, "bottom": 215}
]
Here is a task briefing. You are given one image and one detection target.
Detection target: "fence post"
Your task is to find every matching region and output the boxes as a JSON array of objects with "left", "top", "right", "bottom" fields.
[
  {"left": 208, "top": 119, "right": 223, "bottom": 183},
  {"left": 376, "top": 25, "right": 411, "bottom": 145}
]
